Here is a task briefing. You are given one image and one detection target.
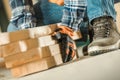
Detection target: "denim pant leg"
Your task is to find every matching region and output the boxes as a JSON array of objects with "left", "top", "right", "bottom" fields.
[{"left": 87, "top": 0, "right": 116, "bottom": 23}]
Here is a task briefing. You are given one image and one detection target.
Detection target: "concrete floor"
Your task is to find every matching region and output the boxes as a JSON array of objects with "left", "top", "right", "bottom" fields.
[{"left": 0, "top": 50, "right": 120, "bottom": 80}]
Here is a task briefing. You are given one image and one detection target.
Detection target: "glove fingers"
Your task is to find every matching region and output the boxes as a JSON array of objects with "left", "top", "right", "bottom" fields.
[
  {"left": 56, "top": 0, "right": 64, "bottom": 6},
  {"left": 52, "top": 26, "right": 74, "bottom": 37}
]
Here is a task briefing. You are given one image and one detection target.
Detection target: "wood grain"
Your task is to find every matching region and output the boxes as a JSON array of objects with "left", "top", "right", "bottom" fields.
[
  {"left": 11, "top": 54, "right": 62, "bottom": 77},
  {"left": 5, "top": 44, "right": 61, "bottom": 68},
  {"left": 2, "top": 35, "right": 57, "bottom": 57}
]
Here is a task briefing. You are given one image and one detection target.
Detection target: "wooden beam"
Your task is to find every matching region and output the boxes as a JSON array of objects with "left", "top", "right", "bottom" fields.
[
  {"left": 0, "top": 46, "right": 2, "bottom": 58},
  {"left": 2, "top": 35, "right": 57, "bottom": 57},
  {"left": 0, "top": 29, "right": 29, "bottom": 46},
  {"left": 28, "top": 24, "right": 58, "bottom": 38},
  {"left": 0, "top": 58, "right": 5, "bottom": 68},
  {"left": 5, "top": 44, "right": 60, "bottom": 68},
  {"left": 11, "top": 54, "right": 63, "bottom": 77},
  {"left": 0, "top": 24, "right": 81, "bottom": 46}
]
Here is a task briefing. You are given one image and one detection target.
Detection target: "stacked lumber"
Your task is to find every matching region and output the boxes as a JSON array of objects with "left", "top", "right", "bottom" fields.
[{"left": 0, "top": 24, "right": 82, "bottom": 77}]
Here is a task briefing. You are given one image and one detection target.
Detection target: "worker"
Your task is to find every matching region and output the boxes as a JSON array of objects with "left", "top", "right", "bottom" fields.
[
  {"left": 51, "top": 0, "right": 120, "bottom": 62},
  {"left": 7, "top": 0, "right": 36, "bottom": 32}
]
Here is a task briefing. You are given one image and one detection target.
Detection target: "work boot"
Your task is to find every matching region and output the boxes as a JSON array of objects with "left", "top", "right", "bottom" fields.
[{"left": 88, "top": 16, "right": 120, "bottom": 56}]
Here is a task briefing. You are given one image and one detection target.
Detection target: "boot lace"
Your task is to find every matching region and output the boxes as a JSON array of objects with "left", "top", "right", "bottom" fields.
[{"left": 93, "top": 20, "right": 111, "bottom": 39}]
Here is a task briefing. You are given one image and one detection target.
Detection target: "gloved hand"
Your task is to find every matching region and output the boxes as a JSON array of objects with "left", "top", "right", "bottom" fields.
[
  {"left": 52, "top": 26, "right": 74, "bottom": 38},
  {"left": 49, "top": 0, "right": 64, "bottom": 6},
  {"left": 52, "top": 26, "right": 76, "bottom": 63},
  {"left": 56, "top": 0, "right": 64, "bottom": 6}
]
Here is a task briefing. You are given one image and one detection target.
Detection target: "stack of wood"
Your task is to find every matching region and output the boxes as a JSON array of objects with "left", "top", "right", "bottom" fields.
[{"left": 0, "top": 24, "right": 82, "bottom": 77}]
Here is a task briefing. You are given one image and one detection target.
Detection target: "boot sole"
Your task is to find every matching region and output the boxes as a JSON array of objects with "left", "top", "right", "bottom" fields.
[{"left": 88, "top": 39, "right": 120, "bottom": 56}]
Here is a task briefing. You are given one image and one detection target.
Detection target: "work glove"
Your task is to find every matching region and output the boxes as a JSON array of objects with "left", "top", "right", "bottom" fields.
[
  {"left": 49, "top": 0, "right": 64, "bottom": 6},
  {"left": 56, "top": 0, "right": 64, "bottom": 6},
  {"left": 52, "top": 26, "right": 76, "bottom": 63}
]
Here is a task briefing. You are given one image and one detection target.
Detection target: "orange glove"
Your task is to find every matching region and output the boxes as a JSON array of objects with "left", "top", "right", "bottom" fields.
[
  {"left": 56, "top": 0, "right": 64, "bottom": 6},
  {"left": 49, "top": 0, "right": 64, "bottom": 6},
  {"left": 52, "top": 26, "right": 74, "bottom": 38}
]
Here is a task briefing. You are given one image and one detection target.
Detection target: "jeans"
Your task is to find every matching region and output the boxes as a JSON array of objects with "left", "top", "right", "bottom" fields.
[
  {"left": 61, "top": 0, "right": 116, "bottom": 30},
  {"left": 87, "top": 0, "right": 116, "bottom": 23}
]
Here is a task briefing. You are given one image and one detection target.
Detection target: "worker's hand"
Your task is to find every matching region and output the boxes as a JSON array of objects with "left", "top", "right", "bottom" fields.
[
  {"left": 49, "top": 0, "right": 64, "bottom": 6},
  {"left": 56, "top": 0, "right": 64, "bottom": 6},
  {"left": 52, "top": 26, "right": 74, "bottom": 38},
  {"left": 52, "top": 26, "right": 76, "bottom": 63}
]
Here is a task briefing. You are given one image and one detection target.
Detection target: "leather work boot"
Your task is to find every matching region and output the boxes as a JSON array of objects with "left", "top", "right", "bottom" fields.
[{"left": 88, "top": 16, "right": 120, "bottom": 56}]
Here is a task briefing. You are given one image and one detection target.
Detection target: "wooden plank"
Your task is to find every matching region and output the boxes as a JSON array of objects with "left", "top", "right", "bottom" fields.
[
  {"left": 0, "top": 24, "right": 81, "bottom": 46},
  {"left": 28, "top": 24, "right": 58, "bottom": 38},
  {"left": 2, "top": 41, "right": 21, "bottom": 57},
  {"left": 5, "top": 48, "right": 43, "bottom": 69},
  {"left": 0, "top": 46, "right": 2, "bottom": 58},
  {"left": 29, "top": 23, "right": 82, "bottom": 40},
  {"left": 0, "top": 24, "right": 57, "bottom": 46},
  {"left": 72, "top": 31, "right": 82, "bottom": 40},
  {"left": 48, "top": 44, "right": 61, "bottom": 55},
  {"left": 2, "top": 35, "right": 57, "bottom": 57},
  {"left": 5, "top": 44, "right": 60, "bottom": 68},
  {"left": 11, "top": 54, "right": 63, "bottom": 77},
  {"left": 38, "top": 35, "right": 57, "bottom": 47},
  {"left": 53, "top": 54, "right": 63, "bottom": 65},
  {"left": 115, "top": 3, "right": 120, "bottom": 33},
  {"left": 0, "top": 58, "right": 5, "bottom": 68},
  {"left": 0, "top": 30, "right": 29, "bottom": 46}
]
